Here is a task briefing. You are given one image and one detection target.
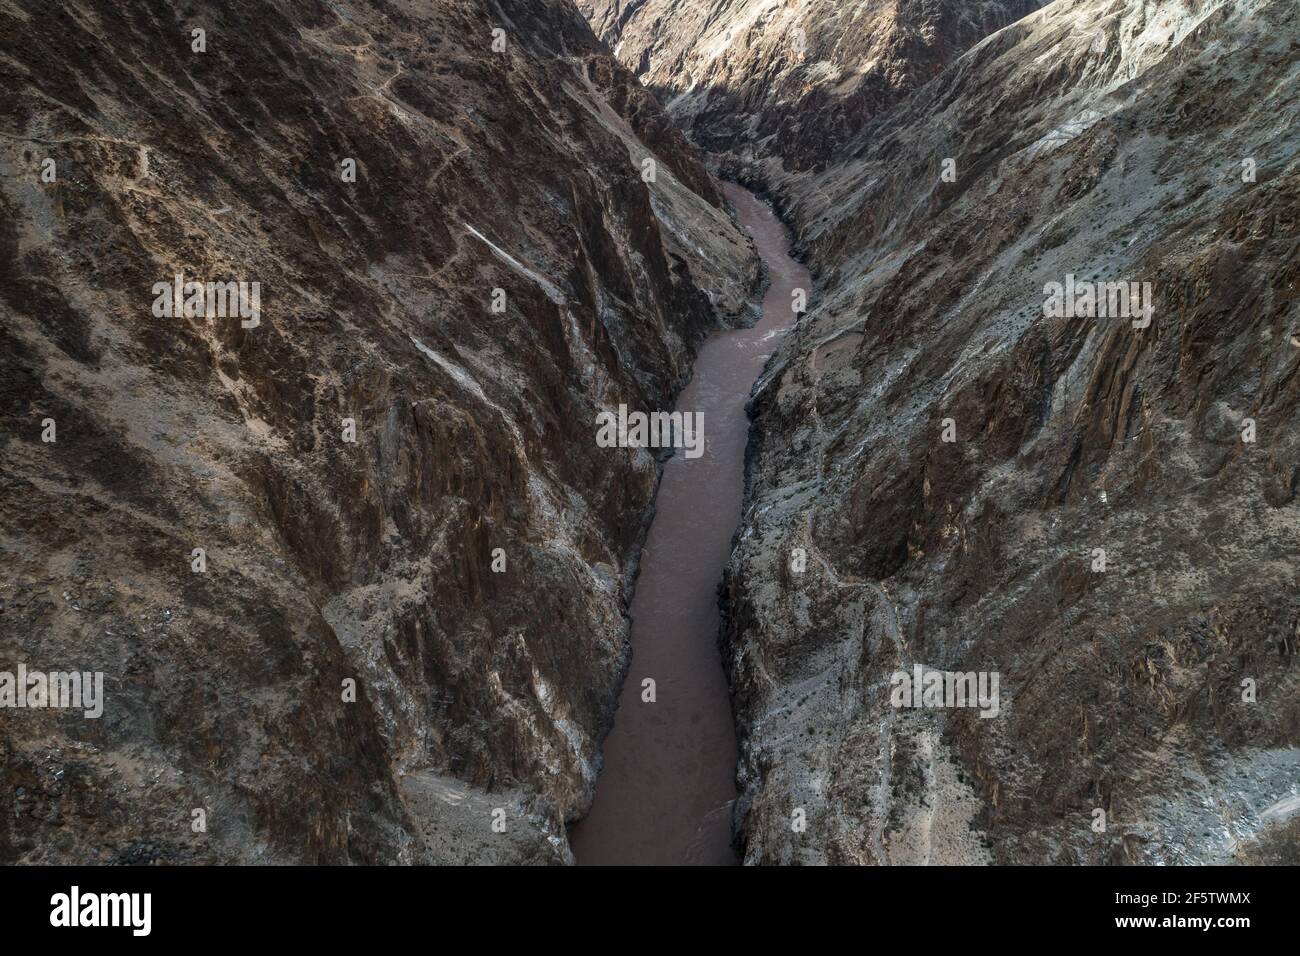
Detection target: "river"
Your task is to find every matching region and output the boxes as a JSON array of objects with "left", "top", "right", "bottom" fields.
[{"left": 571, "top": 184, "right": 811, "bottom": 865}]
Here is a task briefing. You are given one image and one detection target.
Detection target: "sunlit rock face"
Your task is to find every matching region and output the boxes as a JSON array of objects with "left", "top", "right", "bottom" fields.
[
  {"left": 721, "top": 0, "right": 1300, "bottom": 864},
  {"left": 0, "top": 0, "right": 756, "bottom": 864},
  {"left": 577, "top": 0, "right": 1045, "bottom": 174}
]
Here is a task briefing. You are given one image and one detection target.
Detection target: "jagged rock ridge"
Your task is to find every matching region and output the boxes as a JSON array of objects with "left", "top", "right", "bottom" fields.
[{"left": 578, "top": 0, "right": 1045, "bottom": 174}]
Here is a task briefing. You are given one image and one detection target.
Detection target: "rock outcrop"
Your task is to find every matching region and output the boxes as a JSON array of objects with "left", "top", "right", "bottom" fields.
[
  {"left": 0, "top": 0, "right": 755, "bottom": 863},
  {"left": 577, "top": 0, "right": 1045, "bottom": 175},
  {"left": 724, "top": 0, "right": 1300, "bottom": 863}
]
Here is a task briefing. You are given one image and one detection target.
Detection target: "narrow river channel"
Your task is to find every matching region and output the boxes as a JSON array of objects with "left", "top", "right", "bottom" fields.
[{"left": 571, "top": 184, "right": 812, "bottom": 865}]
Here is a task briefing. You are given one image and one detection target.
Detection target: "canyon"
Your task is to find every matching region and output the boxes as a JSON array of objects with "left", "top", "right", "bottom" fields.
[
  {"left": 577, "top": 0, "right": 1046, "bottom": 177},
  {"left": 571, "top": 183, "right": 810, "bottom": 864},
  {"left": 0, "top": 0, "right": 755, "bottom": 864},
  {"left": 587, "top": 0, "right": 1299, "bottom": 866},
  {"left": 2, "top": 0, "right": 1297, "bottom": 867}
]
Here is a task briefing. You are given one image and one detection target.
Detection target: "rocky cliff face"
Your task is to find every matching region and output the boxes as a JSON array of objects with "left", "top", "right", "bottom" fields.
[
  {"left": 725, "top": 0, "right": 1300, "bottom": 863},
  {"left": 0, "top": 0, "right": 755, "bottom": 863},
  {"left": 577, "top": 0, "right": 1044, "bottom": 175}
]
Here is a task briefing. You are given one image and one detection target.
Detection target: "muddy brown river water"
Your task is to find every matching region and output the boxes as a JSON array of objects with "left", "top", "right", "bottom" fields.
[{"left": 571, "top": 184, "right": 811, "bottom": 865}]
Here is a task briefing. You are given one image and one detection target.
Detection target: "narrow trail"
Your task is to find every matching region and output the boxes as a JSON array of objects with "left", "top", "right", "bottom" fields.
[{"left": 570, "top": 184, "right": 810, "bottom": 865}]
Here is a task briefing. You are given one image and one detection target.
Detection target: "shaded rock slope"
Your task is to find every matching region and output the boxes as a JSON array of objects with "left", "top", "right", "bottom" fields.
[
  {"left": 577, "top": 0, "right": 1044, "bottom": 178},
  {"left": 724, "top": 0, "right": 1300, "bottom": 864},
  {"left": 0, "top": 0, "right": 755, "bottom": 863}
]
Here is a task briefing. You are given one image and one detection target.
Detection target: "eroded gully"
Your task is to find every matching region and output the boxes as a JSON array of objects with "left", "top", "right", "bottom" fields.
[{"left": 571, "top": 184, "right": 811, "bottom": 865}]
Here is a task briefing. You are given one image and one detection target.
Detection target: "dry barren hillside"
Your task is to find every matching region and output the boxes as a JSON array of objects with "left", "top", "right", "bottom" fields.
[
  {"left": 725, "top": 0, "right": 1300, "bottom": 864},
  {"left": 0, "top": 0, "right": 755, "bottom": 863}
]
